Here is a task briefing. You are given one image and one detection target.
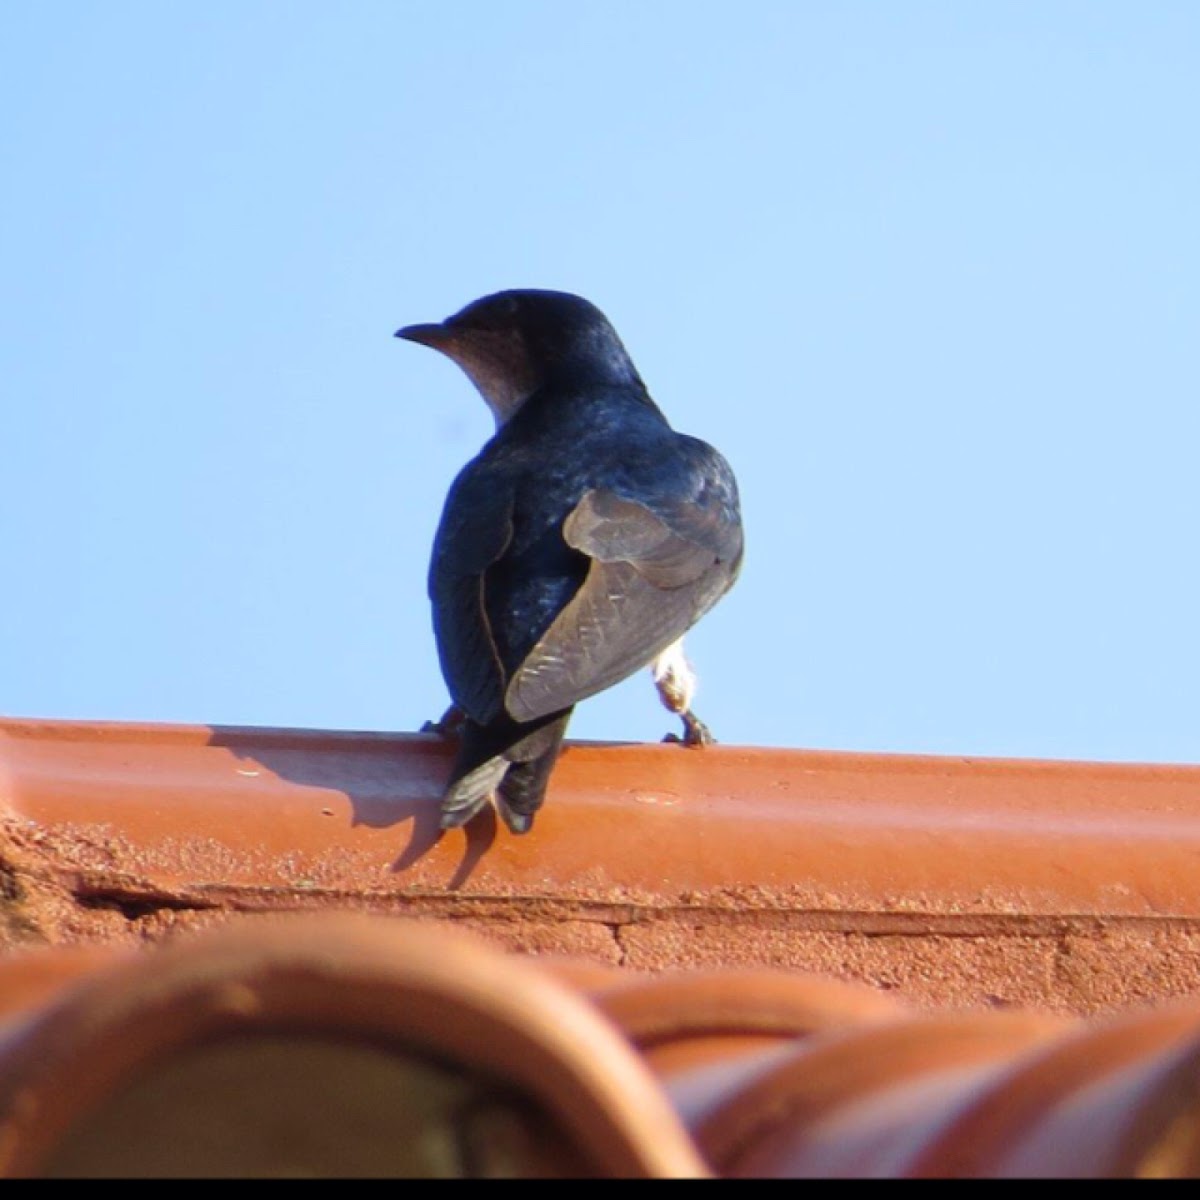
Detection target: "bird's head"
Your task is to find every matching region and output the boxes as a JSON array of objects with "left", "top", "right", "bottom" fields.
[{"left": 395, "top": 289, "right": 642, "bottom": 426}]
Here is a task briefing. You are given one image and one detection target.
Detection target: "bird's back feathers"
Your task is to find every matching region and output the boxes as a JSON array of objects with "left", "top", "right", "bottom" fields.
[{"left": 401, "top": 289, "right": 743, "bottom": 833}]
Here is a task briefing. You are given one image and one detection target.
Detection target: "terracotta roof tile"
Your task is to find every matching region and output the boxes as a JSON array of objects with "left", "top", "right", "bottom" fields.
[
  {"left": 4, "top": 717, "right": 1200, "bottom": 1013},
  {"left": 0, "top": 916, "right": 706, "bottom": 1178},
  {"left": 4, "top": 716, "right": 1200, "bottom": 1175},
  {"left": 1, "top": 915, "right": 1200, "bottom": 1177}
]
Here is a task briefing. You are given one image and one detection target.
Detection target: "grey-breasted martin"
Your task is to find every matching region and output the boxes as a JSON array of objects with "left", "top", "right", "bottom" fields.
[{"left": 396, "top": 289, "right": 743, "bottom": 835}]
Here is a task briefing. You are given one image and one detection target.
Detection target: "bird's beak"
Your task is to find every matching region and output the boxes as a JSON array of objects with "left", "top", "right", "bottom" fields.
[{"left": 394, "top": 322, "right": 453, "bottom": 349}]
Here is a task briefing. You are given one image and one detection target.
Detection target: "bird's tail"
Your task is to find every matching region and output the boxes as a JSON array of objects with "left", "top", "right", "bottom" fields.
[
  {"left": 438, "top": 756, "right": 509, "bottom": 829},
  {"left": 439, "top": 709, "right": 572, "bottom": 835}
]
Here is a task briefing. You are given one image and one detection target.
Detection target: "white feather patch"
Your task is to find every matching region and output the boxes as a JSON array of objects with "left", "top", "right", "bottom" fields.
[{"left": 651, "top": 638, "right": 697, "bottom": 714}]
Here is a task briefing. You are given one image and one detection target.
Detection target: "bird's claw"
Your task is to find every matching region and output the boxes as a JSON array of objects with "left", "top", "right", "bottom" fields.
[
  {"left": 421, "top": 706, "right": 466, "bottom": 740},
  {"left": 663, "top": 711, "right": 716, "bottom": 747}
]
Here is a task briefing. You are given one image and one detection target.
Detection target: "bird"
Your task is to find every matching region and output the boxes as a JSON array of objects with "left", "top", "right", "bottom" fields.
[{"left": 395, "top": 289, "right": 743, "bottom": 835}]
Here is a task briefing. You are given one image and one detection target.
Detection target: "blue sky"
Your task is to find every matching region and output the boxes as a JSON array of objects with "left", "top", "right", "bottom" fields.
[{"left": 2, "top": 2, "right": 1197, "bottom": 763}]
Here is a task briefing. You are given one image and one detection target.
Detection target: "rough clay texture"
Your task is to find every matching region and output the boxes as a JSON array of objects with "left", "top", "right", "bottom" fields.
[{"left": 3, "top": 717, "right": 1200, "bottom": 1016}]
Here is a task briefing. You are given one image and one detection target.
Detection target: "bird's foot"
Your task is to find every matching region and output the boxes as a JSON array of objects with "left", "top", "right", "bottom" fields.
[
  {"left": 663, "top": 709, "right": 716, "bottom": 747},
  {"left": 653, "top": 641, "right": 713, "bottom": 746},
  {"left": 421, "top": 705, "right": 466, "bottom": 740}
]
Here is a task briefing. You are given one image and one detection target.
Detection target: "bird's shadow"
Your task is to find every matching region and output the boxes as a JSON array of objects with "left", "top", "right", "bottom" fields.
[{"left": 204, "top": 726, "right": 502, "bottom": 890}]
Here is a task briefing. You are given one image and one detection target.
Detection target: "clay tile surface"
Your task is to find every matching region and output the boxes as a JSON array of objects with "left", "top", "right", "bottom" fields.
[
  {"left": 4, "top": 715, "right": 1200, "bottom": 1177},
  {"left": 3, "top": 914, "right": 1200, "bottom": 1177},
  {"left": 0, "top": 915, "right": 706, "bottom": 1177},
  {"left": 5, "top": 717, "right": 1200, "bottom": 1013}
]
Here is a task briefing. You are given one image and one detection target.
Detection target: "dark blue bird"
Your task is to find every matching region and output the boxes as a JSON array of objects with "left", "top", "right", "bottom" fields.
[{"left": 396, "top": 289, "right": 743, "bottom": 834}]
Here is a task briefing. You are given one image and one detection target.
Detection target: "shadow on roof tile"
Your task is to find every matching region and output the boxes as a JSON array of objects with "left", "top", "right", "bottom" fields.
[{"left": 4, "top": 716, "right": 1200, "bottom": 1014}]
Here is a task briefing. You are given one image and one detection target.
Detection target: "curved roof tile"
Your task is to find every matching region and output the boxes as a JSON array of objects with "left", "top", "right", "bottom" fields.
[{"left": 3, "top": 717, "right": 1200, "bottom": 1175}]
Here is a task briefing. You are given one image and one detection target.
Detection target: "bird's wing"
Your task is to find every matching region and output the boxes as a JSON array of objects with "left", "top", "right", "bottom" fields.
[
  {"left": 428, "top": 472, "right": 515, "bottom": 724},
  {"left": 504, "top": 487, "right": 741, "bottom": 723}
]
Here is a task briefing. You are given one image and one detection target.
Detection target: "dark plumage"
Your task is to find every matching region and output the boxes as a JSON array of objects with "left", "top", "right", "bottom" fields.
[{"left": 396, "top": 289, "right": 743, "bottom": 834}]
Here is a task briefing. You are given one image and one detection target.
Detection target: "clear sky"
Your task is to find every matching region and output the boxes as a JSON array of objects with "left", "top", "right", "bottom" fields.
[{"left": 2, "top": 2, "right": 1197, "bottom": 763}]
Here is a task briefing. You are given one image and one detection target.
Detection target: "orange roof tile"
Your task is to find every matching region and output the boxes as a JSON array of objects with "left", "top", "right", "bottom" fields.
[
  {"left": 5, "top": 715, "right": 1200, "bottom": 1176},
  {"left": 1, "top": 914, "right": 1200, "bottom": 1177},
  {"left": 0, "top": 916, "right": 705, "bottom": 1177},
  {"left": 4, "top": 716, "right": 1200, "bottom": 1013}
]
